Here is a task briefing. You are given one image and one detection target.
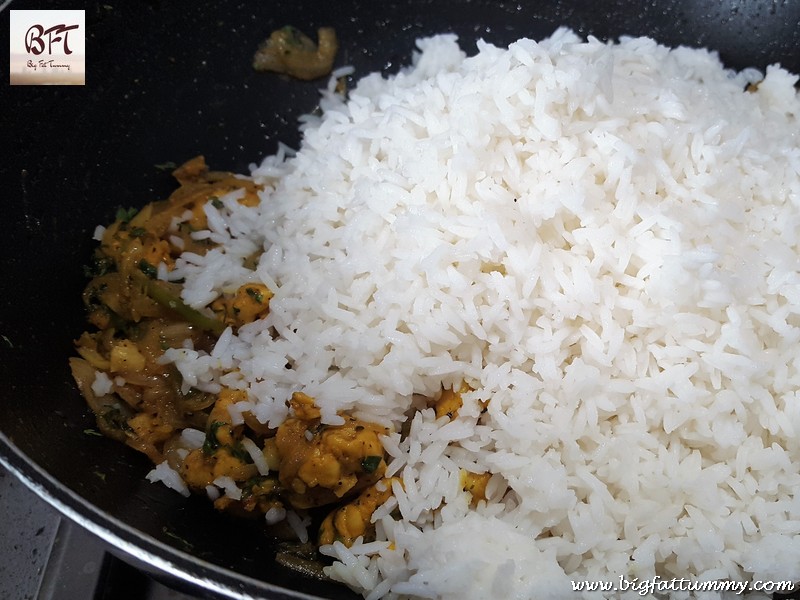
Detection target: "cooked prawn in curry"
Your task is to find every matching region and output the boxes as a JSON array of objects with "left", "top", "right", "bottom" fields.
[
  {"left": 253, "top": 26, "right": 338, "bottom": 80},
  {"left": 70, "top": 158, "right": 465, "bottom": 561}
]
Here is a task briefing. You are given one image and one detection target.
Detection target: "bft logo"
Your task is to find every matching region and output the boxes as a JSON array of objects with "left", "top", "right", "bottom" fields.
[
  {"left": 10, "top": 10, "right": 85, "bottom": 85},
  {"left": 25, "top": 23, "right": 80, "bottom": 56}
]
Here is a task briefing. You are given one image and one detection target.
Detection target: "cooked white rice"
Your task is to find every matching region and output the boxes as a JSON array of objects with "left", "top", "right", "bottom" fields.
[
  {"left": 146, "top": 460, "right": 190, "bottom": 497},
  {"left": 161, "top": 29, "right": 800, "bottom": 598}
]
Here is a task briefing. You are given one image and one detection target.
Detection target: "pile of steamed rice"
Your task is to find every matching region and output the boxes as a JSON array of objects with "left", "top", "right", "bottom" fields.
[{"left": 150, "top": 29, "right": 800, "bottom": 599}]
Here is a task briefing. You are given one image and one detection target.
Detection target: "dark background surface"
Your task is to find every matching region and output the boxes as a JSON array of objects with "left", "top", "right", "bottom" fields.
[{"left": 1, "top": 1, "right": 799, "bottom": 598}]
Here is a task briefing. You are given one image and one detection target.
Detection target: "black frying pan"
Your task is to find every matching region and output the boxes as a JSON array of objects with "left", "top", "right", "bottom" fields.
[{"left": 1, "top": 1, "right": 799, "bottom": 598}]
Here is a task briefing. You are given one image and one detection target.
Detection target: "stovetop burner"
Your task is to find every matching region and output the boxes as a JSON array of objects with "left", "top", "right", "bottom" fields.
[{"left": 1, "top": 465, "right": 199, "bottom": 600}]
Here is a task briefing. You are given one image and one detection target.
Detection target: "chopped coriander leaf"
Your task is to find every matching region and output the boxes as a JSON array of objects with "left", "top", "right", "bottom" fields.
[
  {"left": 138, "top": 259, "right": 158, "bottom": 279},
  {"left": 115, "top": 206, "right": 138, "bottom": 223},
  {"left": 230, "top": 442, "right": 254, "bottom": 464},
  {"left": 309, "top": 423, "right": 327, "bottom": 435},
  {"left": 210, "top": 196, "right": 224, "bottom": 209},
  {"left": 245, "top": 287, "right": 265, "bottom": 303},
  {"left": 360, "top": 455, "right": 382, "bottom": 473},
  {"left": 202, "top": 421, "right": 225, "bottom": 455},
  {"left": 154, "top": 161, "right": 177, "bottom": 171},
  {"left": 82, "top": 254, "right": 115, "bottom": 278},
  {"left": 101, "top": 405, "right": 132, "bottom": 432}
]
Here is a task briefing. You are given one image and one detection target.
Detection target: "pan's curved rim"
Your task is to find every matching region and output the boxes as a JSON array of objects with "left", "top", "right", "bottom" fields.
[{"left": 0, "top": 432, "right": 322, "bottom": 600}]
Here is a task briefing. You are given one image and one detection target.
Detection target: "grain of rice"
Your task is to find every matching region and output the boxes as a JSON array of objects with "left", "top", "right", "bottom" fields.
[
  {"left": 147, "top": 461, "right": 190, "bottom": 497},
  {"left": 240, "top": 436, "right": 270, "bottom": 475},
  {"left": 205, "top": 485, "right": 220, "bottom": 501},
  {"left": 213, "top": 476, "right": 242, "bottom": 500},
  {"left": 90, "top": 371, "right": 113, "bottom": 396},
  {"left": 179, "top": 427, "right": 205, "bottom": 449},
  {"left": 285, "top": 510, "right": 311, "bottom": 544},
  {"left": 264, "top": 505, "right": 286, "bottom": 525}
]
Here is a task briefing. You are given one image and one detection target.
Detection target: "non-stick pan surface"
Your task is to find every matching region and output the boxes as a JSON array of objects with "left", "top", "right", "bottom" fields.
[{"left": 1, "top": 1, "right": 799, "bottom": 598}]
